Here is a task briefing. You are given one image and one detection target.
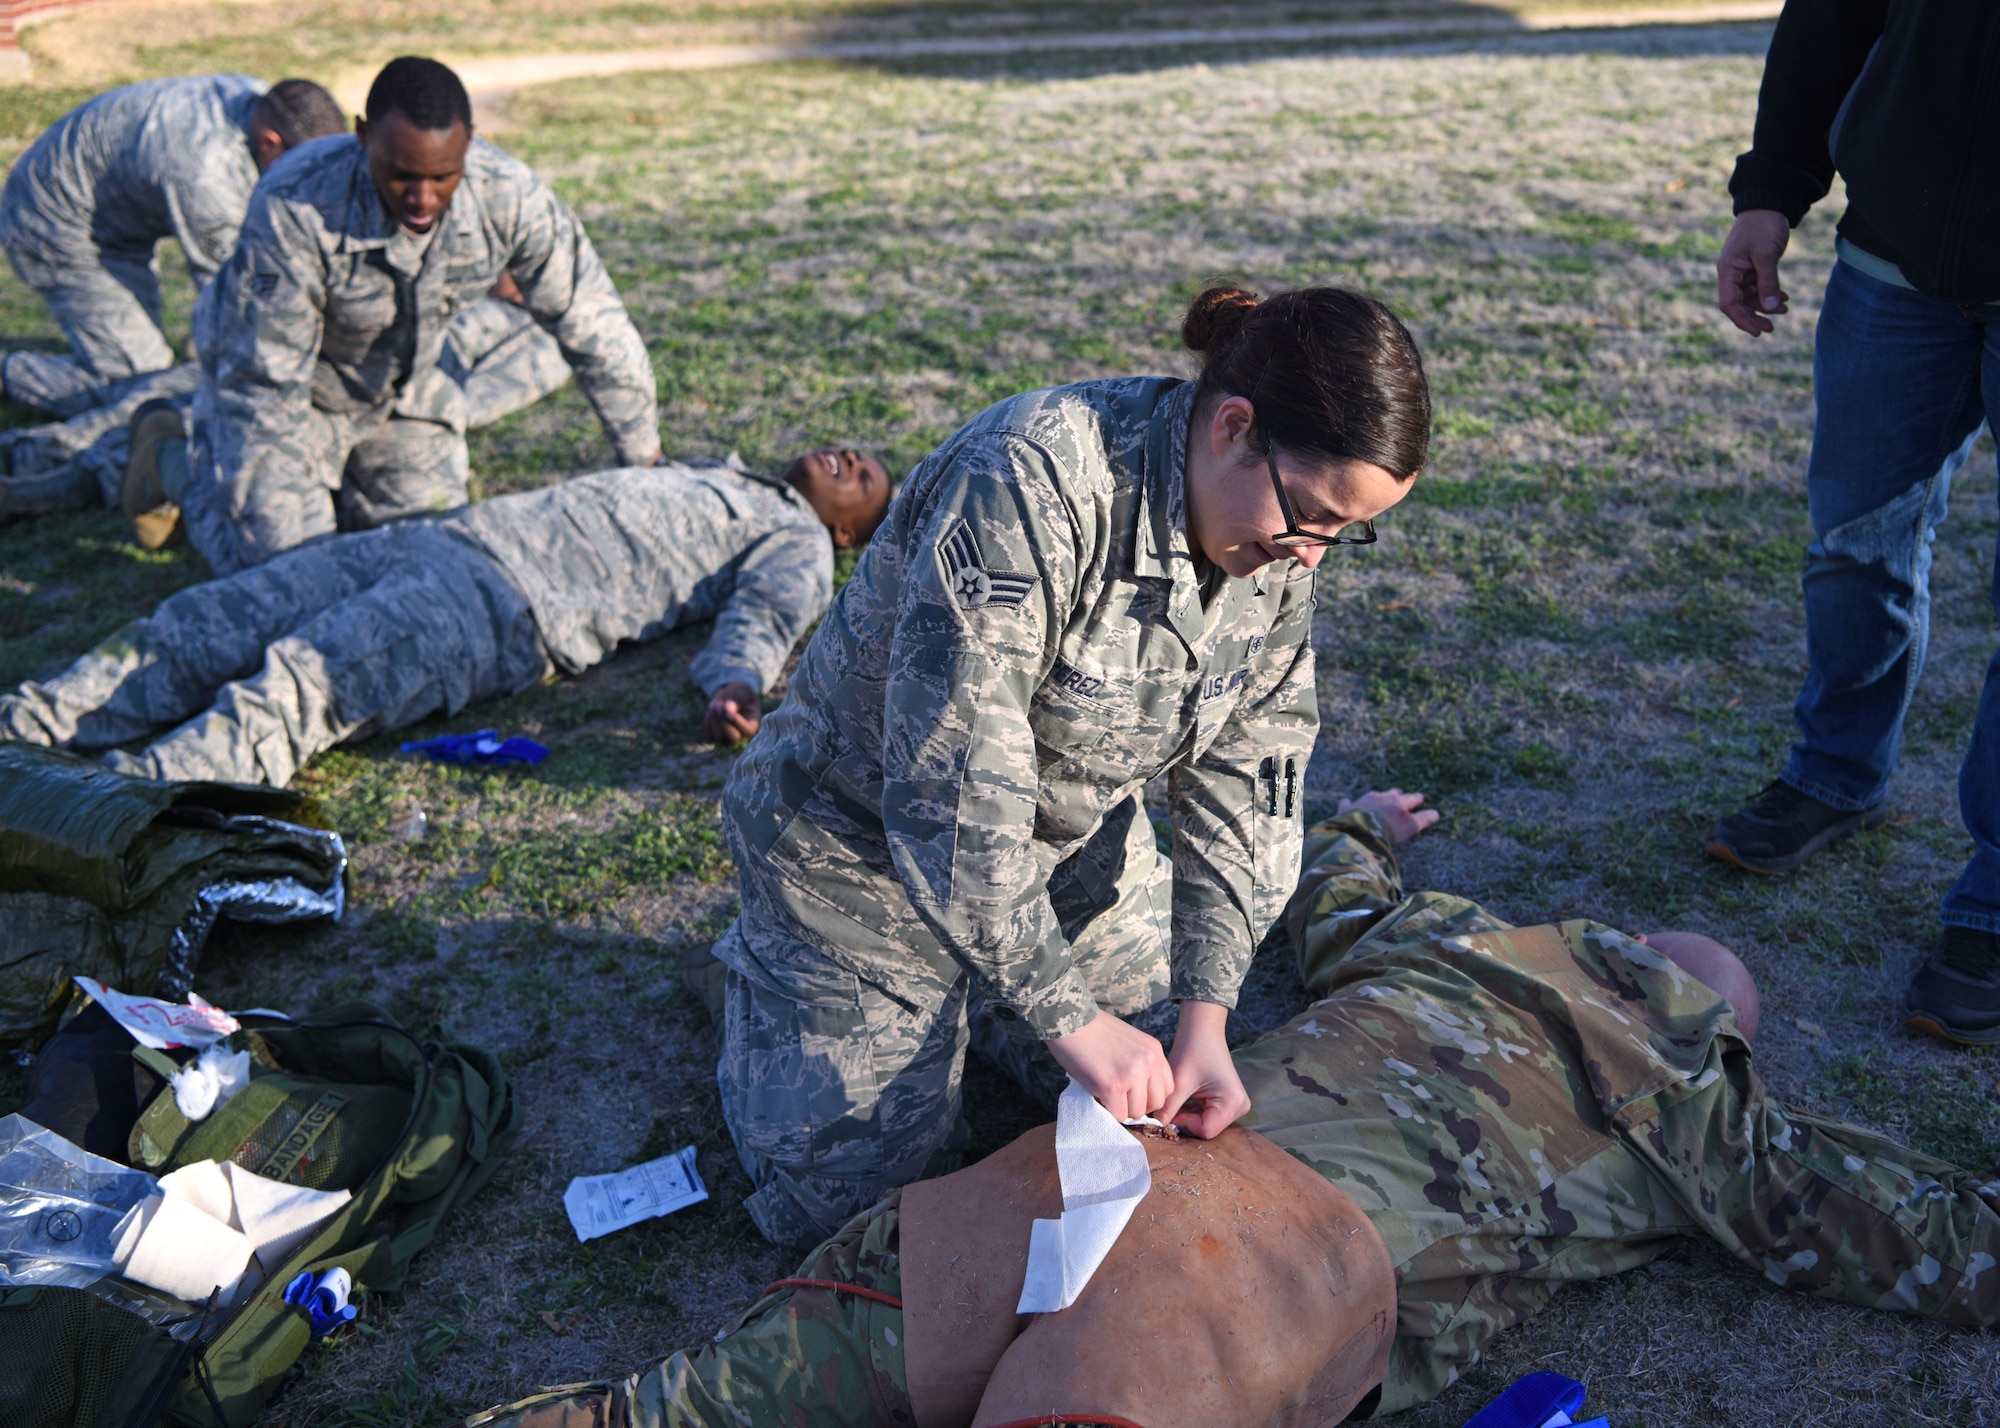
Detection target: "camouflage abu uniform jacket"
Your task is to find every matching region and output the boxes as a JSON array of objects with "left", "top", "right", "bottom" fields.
[
  {"left": 722, "top": 377, "right": 1319, "bottom": 1038},
  {"left": 444, "top": 460, "right": 833, "bottom": 694},
  {"left": 190, "top": 134, "right": 659, "bottom": 503},
  {"left": 0, "top": 75, "right": 262, "bottom": 282}
]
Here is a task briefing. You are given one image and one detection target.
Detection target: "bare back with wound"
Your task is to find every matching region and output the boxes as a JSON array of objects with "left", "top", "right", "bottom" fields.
[{"left": 900, "top": 1124, "right": 1395, "bottom": 1428}]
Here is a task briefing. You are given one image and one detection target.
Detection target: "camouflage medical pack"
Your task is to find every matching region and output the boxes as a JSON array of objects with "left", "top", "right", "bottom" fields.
[{"left": 0, "top": 1004, "right": 519, "bottom": 1428}]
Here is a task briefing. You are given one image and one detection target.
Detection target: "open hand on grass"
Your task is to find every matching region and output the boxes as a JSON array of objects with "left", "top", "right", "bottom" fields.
[
  {"left": 1336, "top": 788, "right": 1439, "bottom": 844},
  {"left": 703, "top": 681, "right": 762, "bottom": 743}
]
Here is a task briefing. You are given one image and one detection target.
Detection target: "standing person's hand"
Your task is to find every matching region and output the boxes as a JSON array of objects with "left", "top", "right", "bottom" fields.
[
  {"left": 1157, "top": 1000, "right": 1251, "bottom": 1138},
  {"left": 703, "top": 681, "right": 762, "bottom": 742},
  {"left": 1717, "top": 210, "right": 1793, "bottom": 335},
  {"left": 1047, "top": 1009, "right": 1175, "bottom": 1122}
]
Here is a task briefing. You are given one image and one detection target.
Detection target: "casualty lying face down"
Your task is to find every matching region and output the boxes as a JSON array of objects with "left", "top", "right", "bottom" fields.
[{"left": 457, "top": 803, "right": 2000, "bottom": 1427}]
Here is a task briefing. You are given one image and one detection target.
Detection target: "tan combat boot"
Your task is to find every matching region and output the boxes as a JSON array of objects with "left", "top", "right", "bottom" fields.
[{"left": 122, "top": 398, "right": 188, "bottom": 550}]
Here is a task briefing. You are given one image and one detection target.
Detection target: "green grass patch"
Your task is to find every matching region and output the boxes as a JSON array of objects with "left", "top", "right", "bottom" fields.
[{"left": 1824, "top": 1052, "right": 2000, "bottom": 1170}]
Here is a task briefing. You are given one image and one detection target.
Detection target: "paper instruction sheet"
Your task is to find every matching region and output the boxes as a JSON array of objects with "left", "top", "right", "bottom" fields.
[{"left": 564, "top": 1146, "right": 707, "bottom": 1242}]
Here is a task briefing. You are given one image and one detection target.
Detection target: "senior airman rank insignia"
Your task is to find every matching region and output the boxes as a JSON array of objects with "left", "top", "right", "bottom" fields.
[{"left": 938, "top": 519, "right": 1037, "bottom": 610}]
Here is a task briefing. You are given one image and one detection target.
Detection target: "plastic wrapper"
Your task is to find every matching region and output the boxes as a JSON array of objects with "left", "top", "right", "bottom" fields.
[
  {"left": 401, "top": 730, "right": 549, "bottom": 767},
  {"left": 155, "top": 816, "right": 346, "bottom": 1000},
  {"left": 0, "top": 1112, "right": 156, "bottom": 1289}
]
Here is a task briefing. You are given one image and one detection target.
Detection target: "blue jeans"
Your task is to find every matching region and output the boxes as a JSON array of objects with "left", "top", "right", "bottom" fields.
[{"left": 1786, "top": 260, "right": 2000, "bottom": 934}]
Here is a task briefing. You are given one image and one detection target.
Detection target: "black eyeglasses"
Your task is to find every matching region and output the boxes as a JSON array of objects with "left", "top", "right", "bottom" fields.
[{"left": 1265, "top": 451, "right": 1376, "bottom": 549}]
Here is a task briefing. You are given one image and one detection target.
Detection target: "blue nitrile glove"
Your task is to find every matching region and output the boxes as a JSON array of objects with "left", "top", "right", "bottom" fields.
[
  {"left": 400, "top": 729, "right": 549, "bottom": 767},
  {"left": 1461, "top": 1371, "right": 1606, "bottom": 1428},
  {"left": 283, "top": 1267, "right": 358, "bottom": 1338}
]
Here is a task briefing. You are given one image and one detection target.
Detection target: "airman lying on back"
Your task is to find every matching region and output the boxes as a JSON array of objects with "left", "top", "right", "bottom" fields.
[{"left": 0, "top": 444, "right": 890, "bottom": 786}]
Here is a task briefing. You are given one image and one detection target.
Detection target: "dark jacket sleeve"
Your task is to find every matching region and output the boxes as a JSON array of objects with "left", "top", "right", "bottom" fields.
[{"left": 1728, "top": 0, "right": 1889, "bottom": 223}]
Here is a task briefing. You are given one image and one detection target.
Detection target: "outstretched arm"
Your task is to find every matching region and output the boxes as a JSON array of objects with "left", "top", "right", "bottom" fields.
[
  {"left": 1154, "top": 565, "right": 1319, "bottom": 1136},
  {"left": 1284, "top": 790, "right": 1434, "bottom": 996},
  {"left": 691, "top": 523, "right": 835, "bottom": 743},
  {"left": 507, "top": 171, "right": 661, "bottom": 466}
]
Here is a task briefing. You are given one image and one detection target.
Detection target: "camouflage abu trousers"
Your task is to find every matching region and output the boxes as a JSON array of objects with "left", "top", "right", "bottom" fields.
[
  {"left": 0, "top": 234, "right": 177, "bottom": 418},
  {"left": 0, "top": 299, "right": 567, "bottom": 526},
  {"left": 0, "top": 520, "right": 548, "bottom": 786},
  {"left": 181, "top": 298, "right": 583, "bottom": 576},
  {"left": 0, "top": 363, "right": 198, "bottom": 519},
  {"left": 442, "top": 297, "right": 574, "bottom": 431},
  {"left": 1240, "top": 813, "right": 2000, "bottom": 1414},
  {"left": 715, "top": 794, "right": 1174, "bottom": 1250},
  {"left": 456, "top": 1196, "right": 911, "bottom": 1428},
  {"left": 182, "top": 356, "right": 473, "bottom": 574}
]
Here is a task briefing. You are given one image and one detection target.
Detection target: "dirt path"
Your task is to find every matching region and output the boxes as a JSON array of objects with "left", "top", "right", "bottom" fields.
[{"left": 326, "top": 2, "right": 1785, "bottom": 116}]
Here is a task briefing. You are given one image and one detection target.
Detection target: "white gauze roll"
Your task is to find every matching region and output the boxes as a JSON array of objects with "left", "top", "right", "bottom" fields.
[
  {"left": 110, "top": 1193, "right": 252, "bottom": 1303},
  {"left": 223, "top": 1162, "right": 350, "bottom": 1267},
  {"left": 157, "top": 1160, "right": 234, "bottom": 1223}
]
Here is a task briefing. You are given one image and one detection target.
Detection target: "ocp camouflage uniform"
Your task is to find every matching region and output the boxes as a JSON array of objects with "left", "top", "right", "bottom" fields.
[
  {"left": 185, "top": 134, "right": 659, "bottom": 575},
  {"left": 0, "top": 75, "right": 264, "bottom": 418},
  {"left": 717, "top": 376, "right": 1320, "bottom": 1248},
  {"left": 1237, "top": 810, "right": 2000, "bottom": 1415},
  {"left": 0, "top": 460, "right": 829, "bottom": 786},
  {"left": 458, "top": 812, "right": 2000, "bottom": 1428},
  {"left": 457, "top": 1195, "right": 914, "bottom": 1428}
]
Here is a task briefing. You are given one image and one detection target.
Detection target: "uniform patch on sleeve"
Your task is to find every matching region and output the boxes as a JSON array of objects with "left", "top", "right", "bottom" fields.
[
  {"left": 938, "top": 518, "right": 1037, "bottom": 610},
  {"left": 1247, "top": 632, "right": 1266, "bottom": 658}
]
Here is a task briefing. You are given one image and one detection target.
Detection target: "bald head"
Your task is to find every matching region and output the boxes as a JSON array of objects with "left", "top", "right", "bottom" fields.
[{"left": 1638, "top": 931, "right": 1762, "bottom": 1042}]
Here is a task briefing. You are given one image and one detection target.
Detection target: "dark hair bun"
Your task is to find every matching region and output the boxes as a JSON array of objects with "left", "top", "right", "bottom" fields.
[
  {"left": 1181, "top": 284, "right": 1260, "bottom": 355},
  {"left": 1183, "top": 283, "right": 1431, "bottom": 483}
]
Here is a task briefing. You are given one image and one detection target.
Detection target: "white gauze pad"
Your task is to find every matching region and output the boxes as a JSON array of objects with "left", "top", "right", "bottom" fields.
[{"left": 1014, "top": 1078, "right": 1152, "bottom": 1314}]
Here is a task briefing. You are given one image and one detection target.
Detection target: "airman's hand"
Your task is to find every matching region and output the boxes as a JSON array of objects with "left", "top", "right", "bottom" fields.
[
  {"left": 703, "top": 681, "right": 762, "bottom": 743},
  {"left": 1047, "top": 1009, "right": 1175, "bottom": 1122},
  {"left": 1157, "top": 1000, "right": 1251, "bottom": 1138}
]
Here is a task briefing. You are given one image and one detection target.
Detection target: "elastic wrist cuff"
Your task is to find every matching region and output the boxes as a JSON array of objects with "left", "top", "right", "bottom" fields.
[{"left": 702, "top": 667, "right": 762, "bottom": 699}]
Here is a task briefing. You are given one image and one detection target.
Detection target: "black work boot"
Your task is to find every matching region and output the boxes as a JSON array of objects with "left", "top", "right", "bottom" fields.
[
  {"left": 1705, "top": 779, "right": 1889, "bottom": 875},
  {"left": 1905, "top": 926, "right": 2000, "bottom": 1046}
]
